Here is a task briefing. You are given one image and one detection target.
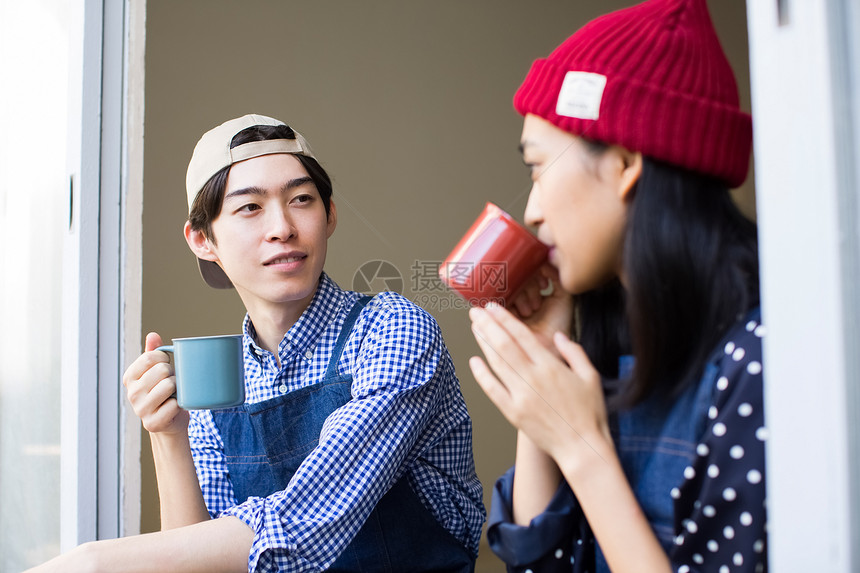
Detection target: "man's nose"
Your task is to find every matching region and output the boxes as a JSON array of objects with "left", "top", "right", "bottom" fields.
[{"left": 265, "top": 208, "right": 296, "bottom": 242}]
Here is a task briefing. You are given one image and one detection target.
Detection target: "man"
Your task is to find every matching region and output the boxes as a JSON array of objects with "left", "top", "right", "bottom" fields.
[{"left": 28, "top": 114, "right": 484, "bottom": 572}]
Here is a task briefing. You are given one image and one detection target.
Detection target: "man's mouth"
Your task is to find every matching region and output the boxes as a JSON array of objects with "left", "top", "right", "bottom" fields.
[{"left": 264, "top": 254, "right": 307, "bottom": 265}]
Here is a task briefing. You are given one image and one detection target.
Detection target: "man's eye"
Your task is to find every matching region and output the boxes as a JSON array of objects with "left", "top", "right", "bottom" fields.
[
  {"left": 238, "top": 203, "right": 261, "bottom": 212},
  {"left": 293, "top": 194, "right": 313, "bottom": 204}
]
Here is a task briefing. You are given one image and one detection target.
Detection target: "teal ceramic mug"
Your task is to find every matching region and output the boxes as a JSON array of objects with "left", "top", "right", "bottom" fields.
[{"left": 156, "top": 334, "right": 245, "bottom": 410}]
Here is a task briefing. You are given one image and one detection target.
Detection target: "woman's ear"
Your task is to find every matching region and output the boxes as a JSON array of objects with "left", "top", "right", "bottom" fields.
[
  {"left": 184, "top": 221, "right": 219, "bottom": 262},
  {"left": 618, "top": 150, "right": 643, "bottom": 202}
]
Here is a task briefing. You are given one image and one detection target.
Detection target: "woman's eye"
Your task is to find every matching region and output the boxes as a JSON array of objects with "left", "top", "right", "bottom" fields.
[
  {"left": 238, "top": 203, "right": 261, "bottom": 213},
  {"left": 293, "top": 194, "right": 313, "bottom": 204}
]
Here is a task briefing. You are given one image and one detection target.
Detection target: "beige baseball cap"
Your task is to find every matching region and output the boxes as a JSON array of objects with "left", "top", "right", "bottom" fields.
[{"left": 185, "top": 113, "right": 318, "bottom": 288}]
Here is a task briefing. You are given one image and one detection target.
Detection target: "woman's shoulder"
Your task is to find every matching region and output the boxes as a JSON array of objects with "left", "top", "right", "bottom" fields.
[{"left": 709, "top": 309, "right": 765, "bottom": 387}]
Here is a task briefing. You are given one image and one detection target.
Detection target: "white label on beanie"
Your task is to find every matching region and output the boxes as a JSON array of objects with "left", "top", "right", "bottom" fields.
[{"left": 556, "top": 71, "right": 606, "bottom": 120}]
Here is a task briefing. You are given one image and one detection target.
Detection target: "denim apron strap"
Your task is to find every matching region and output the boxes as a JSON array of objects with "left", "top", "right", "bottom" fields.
[
  {"left": 213, "top": 295, "right": 374, "bottom": 500},
  {"left": 324, "top": 294, "right": 373, "bottom": 380}
]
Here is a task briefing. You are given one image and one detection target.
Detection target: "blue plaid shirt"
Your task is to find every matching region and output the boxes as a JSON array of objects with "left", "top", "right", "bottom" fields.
[{"left": 188, "top": 273, "right": 485, "bottom": 572}]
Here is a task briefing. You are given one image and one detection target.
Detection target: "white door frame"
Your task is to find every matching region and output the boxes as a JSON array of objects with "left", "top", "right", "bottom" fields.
[
  {"left": 748, "top": 1, "right": 860, "bottom": 570},
  {"left": 62, "top": 0, "right": 144, "bottom": 549}
]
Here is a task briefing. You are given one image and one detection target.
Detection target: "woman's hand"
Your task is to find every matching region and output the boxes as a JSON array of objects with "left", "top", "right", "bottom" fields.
[
  {"left": 469, "top": 303, "right": 611, "bottom": 468},
  {"left": 122, "top": 332, "right": 189, "bottom": 437},
  {"left": 470, "top": 304, "right": 673, "bottom": 573},
  {"left": 506, "top": 264, "right": 574, "bottom": 352}
]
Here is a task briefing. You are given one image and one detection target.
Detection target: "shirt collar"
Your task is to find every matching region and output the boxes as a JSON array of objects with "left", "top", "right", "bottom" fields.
[{"left": 243, "top": 272, "right": 347, "bottom": 364}]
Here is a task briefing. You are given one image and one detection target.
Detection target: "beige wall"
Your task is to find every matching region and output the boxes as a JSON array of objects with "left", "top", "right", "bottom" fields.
[{"left": 141, "top": 1, "right": 753, "bottom": 566}]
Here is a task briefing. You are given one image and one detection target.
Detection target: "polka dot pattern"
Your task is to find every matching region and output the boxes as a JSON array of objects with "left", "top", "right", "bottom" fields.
[
  {"left": 703, "top": 505, "right": 716, "bottom": 518},
  {"left": 671, "top": 315, "right": 768, "bottom": 572}
]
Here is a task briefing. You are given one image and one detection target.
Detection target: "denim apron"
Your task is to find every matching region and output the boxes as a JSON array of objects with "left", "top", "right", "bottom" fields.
[
  {"left": 593, "top": 307, "right": 761, "bottom": 571},
  {"left": 211, "top": 296, "right": 475, "bottom": 572}
]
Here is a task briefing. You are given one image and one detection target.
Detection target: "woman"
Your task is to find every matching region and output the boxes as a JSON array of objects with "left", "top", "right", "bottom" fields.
[{"left": 469, "top": 0, "right": 766, "bottom": 571}]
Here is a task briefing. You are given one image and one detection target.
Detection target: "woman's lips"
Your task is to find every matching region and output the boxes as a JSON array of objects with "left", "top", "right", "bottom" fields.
[{"left": 547, "top": 246, "right": 559, "bottom": 266}]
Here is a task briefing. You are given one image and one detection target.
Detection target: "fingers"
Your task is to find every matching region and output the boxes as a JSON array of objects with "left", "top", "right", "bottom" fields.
[
  {"left": 470, "top": 305, "right": 535, "bottom": 375},
  {"left": 140, "top": 396, "right": 185, "bottom": 433},
  {"left": 122, "top": 331, "right": 179, "bottom": 424},
  {"left": 478, "top": 303, "right": 553, "bottom": 360},
  {"left": 469, "top": 356, "right": 511, "bottom": 407},
  {"left": 119, "top": 333, "right": 189, "bottom": 434},
  {"left": 471, "top": 321, "right": 524, "bottom": 383},
  {"left": 123, "top": 333, "right": 169, "bottom": 389},
  {"left": 538, "top": 262, "right": 560, "bottom": 283},
  {"left": 510, "top": 274, "right": 547, "bottom": 318},
  {"left": 126, "top": 363, "right": 182, "bottom": 433},
  {"left": 144, "top": 332, "right": 163, "bottom": 352},
  {"left": 553, "top": 332, "right": 600, "bottom": 385},
  {"left": 136, "top": 361, "right": 176, "bottom": 401},
  {"left": 126, "top": 360, "right": 175, "bottom": 411},
  {"left": 513, "top": 294, "right": 533, "bottom": 318}
]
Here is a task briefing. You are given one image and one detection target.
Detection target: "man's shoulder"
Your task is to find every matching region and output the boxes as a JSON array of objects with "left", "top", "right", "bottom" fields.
[
  {"left": 324, "top": 275, "right": 433, "bottom": 323},
  {"left": 360, "top": 290, "right": 438, "bottom": 326}
]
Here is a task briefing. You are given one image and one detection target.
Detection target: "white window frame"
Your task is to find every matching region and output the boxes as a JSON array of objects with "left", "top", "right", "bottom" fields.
[
  {"left": 747, "top": 1, "right": 860, "bottom": 570},
  {"left": 62, "top": 0, "right": 144, "bottom": 549}
]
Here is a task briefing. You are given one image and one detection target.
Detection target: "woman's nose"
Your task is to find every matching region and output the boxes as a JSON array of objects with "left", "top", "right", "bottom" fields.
[{"left": 523, "top": 184, "right": 542, "bottom": 228}]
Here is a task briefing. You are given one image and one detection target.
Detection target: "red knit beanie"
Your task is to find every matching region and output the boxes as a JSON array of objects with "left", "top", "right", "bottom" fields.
[{"left": 513, "top": 0, "right": 752, "bottom": 187}]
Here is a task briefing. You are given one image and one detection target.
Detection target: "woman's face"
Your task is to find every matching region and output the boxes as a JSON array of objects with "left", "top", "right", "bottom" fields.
[{"left": 520, "top": 114, "right": 640, "bottom": 294}]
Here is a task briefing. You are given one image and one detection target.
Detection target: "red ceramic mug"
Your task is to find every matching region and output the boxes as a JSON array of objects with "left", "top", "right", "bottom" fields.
[{"left": 439, "top": 202, "right": 549, "bottom": 306}]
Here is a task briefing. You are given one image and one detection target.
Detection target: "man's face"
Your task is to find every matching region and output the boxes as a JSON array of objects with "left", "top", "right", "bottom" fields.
[{"left": 201, "top": 153, "right": 336, "bottom": 316}]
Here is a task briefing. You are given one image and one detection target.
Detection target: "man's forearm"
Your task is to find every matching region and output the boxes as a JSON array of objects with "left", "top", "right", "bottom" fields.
[
  {"left": 25, "top": 516, "right": 253, "bottom": 573},
  {"left": 150, "top": 432, "right": 212, "bottom": 529}
]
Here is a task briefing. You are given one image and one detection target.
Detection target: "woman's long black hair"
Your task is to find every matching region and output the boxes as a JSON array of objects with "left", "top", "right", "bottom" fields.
[{"left": 576, "top": 155, "right": 760, "bottom": 408}]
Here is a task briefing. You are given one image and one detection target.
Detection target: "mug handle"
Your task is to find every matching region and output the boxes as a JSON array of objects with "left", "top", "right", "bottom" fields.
[{"left": 153, "top": 345, "right": 177, "bottom": 398}]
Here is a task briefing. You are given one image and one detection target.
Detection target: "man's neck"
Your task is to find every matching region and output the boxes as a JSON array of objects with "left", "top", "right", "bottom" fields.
[{"left": 244, "top": 290, "right": 318, "bottom": 364}]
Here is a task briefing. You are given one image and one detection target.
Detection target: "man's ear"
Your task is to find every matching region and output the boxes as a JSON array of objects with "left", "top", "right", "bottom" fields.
[
  {"left": 618, "top": 150, "right": 643, "bottom": 202},
  {"left": 184, "top": 221, "right": 219, "bottom": 262},
  {"left": 326, "top": 200, "right": 338, "bottom": 239}
]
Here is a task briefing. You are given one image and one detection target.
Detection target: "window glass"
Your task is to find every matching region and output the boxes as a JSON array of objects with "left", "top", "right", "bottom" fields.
[{"left": 0, "top": 0, "right": 68, "bottom": 568}]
